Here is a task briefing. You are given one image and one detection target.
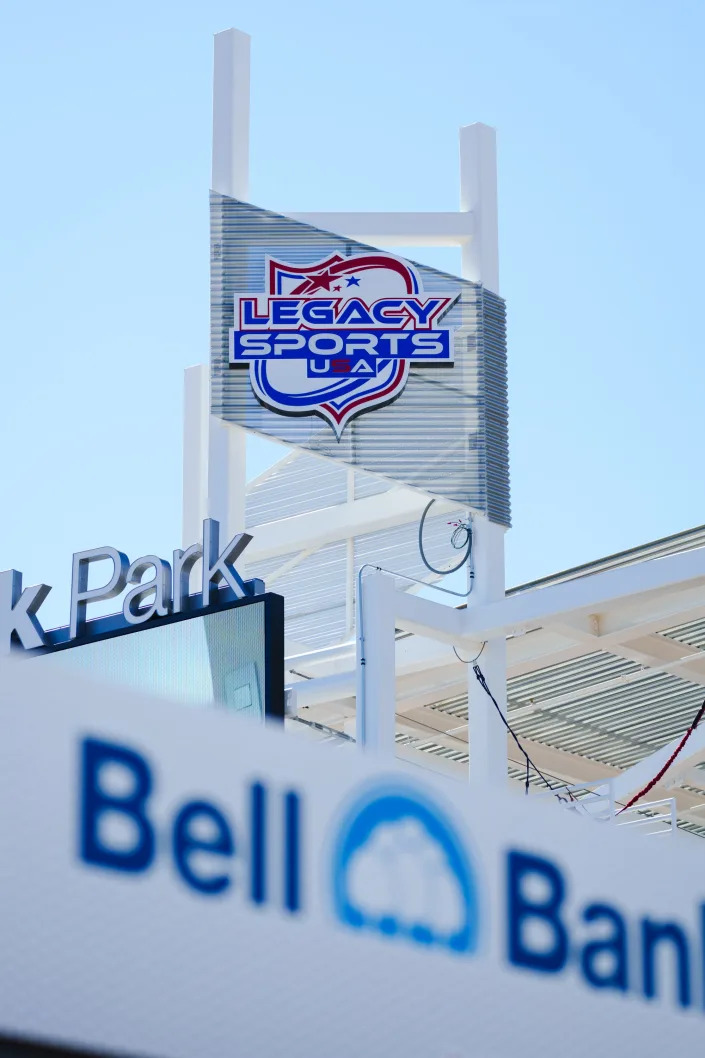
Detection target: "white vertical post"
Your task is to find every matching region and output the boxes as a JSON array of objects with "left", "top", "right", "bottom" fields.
[
  {"left": 459, "top": 125, "right": 505, "bottom": 784},
  {"left": 182, "top": 365, "right": 209, "bottom": 548},
  {"left": 184, "top": 28, "right": 251, "bottom": 550},
  {"left": 207, "top": 416, "right": 247, "bottom": 547},
  {"left": 466, "top": 514, "right": 508, "bottom": 787},
  {"left": 357, "top": 571, "right": 397, "bottom": 756},
  {"left": 212, "top": 28, "right": 250, "bottom": 199},
  {"left": 460, "top": 123, "right": 499, "bottom": 293}
]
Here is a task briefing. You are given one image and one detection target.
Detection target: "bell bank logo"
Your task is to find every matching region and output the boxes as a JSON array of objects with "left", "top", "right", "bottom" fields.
[
  {"left": 229, "top": 253, "right": 459, "bottom": 438},
  {"left": 330, "top": 781, "right": 480, "bottom": 955}
]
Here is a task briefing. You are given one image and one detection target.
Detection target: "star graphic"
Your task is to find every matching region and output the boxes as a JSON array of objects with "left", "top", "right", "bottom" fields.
[
  {"left": 303, "top": 270, "right": 335, "bottom": 293},
  {"left": 333, "top": 284, "right": 341, "bottom": 291},
  {"left": 346, "top": 275, "right": 360, "bottom": 286}
]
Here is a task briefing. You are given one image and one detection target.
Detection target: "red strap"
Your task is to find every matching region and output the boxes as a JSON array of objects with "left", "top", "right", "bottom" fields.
[{"left": 616, "top": 700, "right": 705, "bottom": 814}]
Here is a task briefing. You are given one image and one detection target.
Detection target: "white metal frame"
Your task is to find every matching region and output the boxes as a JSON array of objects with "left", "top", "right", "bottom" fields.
[
  {"left": 188, "top": 29, "right": 705, "bottom": 828},
  {"left": 182, "top": 26, "right": 509, "bottom": 784}
]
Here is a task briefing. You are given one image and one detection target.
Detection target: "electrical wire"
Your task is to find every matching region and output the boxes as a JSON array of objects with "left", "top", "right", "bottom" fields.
[
  {"left": 453, "top": 642, "right": 486, "bottom": 665},
  {"left": 418, "top": 499, "right": 473, "bottom": 576},
  {"left": 472, "top": 663, "right": 568, "bottom": 799}
]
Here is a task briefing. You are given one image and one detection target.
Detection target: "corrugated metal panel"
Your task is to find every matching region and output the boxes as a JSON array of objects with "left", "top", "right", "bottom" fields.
[
  {"left": 246, "top": 452, "right": 348, "bottom": 527},
  {"left": 430, "top": 661, "right": 705, "bottom": 771},
  {"left": 210, "top": 192, "right": 510, "bottom": 526},
  {"left": 354, "top": 471, "right": 391, "bottom": 500},
  {"left": 661, "top": 615, "right": 705, "bottom": 650},
  {"left": 509, "top": 524, "right": 705, "bottom": 595}
]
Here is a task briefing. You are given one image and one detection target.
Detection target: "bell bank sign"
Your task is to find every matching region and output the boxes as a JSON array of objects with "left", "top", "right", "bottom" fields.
[
  {"left": 0, "top": 518, "right": 261, "bottom": 655},
  {"left": 1, "top": 664, "right": 705, "bottom": 1058}
]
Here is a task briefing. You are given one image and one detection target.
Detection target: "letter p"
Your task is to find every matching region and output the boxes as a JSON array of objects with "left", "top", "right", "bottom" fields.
[{"left": 80, "top": 738, "right": 155, "bottom": 873}]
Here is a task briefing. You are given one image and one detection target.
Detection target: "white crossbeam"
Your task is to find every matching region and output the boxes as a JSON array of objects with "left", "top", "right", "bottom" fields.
[
  {"left": 460, "top": 546, "right": 705, "bottom": 643},
  {"left": 248, "top": 491, "right": 459, "bottom": 563},
  {"left": 287, "top": 211, "right": 474, "bottom": 247}
]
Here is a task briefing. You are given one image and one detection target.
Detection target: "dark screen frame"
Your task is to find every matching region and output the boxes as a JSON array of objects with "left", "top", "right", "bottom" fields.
[{"left": 25, "top": 589, "right": 285, "bottom": 723}]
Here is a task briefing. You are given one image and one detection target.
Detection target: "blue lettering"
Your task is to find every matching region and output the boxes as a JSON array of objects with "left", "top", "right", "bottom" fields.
[
  {"left": 507, "top": 850, "right": 568, "bottom": 973},
  {"left": 250, "top": 782, "right": 267, "bottom": 905},
  {"left": 337, "top": 299, "right": 373, "bottom": 326},
  {"left": 406, "top": 297, "right": 444, "bottom": 326},
  {"left": 642, "top": 918, "right": 691, "bottom": 1008},
  {"left": 284, "top": 791, "right": 301, "bottom": 913},
  {"left": 241, "top": 298, "right": 269, "bottom": 326},
  {"left": 580, "top": 903, "right": 628, "bottom": 992},
  {"left": 172, "top": 800, "right": 234, "bottom": 895},
  {"left": 370, "top": 298, "right": 406, "bottom": 325},
  {"left": 271, "top": 299, "right": 301, "bottom": 325},
  {"left": 80, "top": 737, "right": 155, "bottom": 874},
  {"left": 302, "top": 299, "right": 335, "bottom": 326}
]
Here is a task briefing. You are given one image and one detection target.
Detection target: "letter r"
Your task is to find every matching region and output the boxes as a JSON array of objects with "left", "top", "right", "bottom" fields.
[
  {"left": 80, "top": 738, "right": 155, "bottom": 873},
  {"left": 507, "top": 850, "right": 569, "bottom": 973}
]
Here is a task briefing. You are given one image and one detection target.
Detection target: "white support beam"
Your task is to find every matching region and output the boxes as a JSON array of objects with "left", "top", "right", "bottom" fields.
[
  {"left": 248, "top": 490, "right": 459, "bottom": 563},
  {"left": 357, "top": 572, "right": 397, "bottom": 755},
  {"left": 200, "top": 29, "right": 252, "bottom": 559},
  {"left": 466, "top": 514, "right": 507, "bottom": 788},
  {"left": 460, "top": 123, "right": 499, "bottom": 291},
  {"left": 287, "top": 211, "right": 474, "bottom": 247},
  {"left": 460, "top": 546, "right": 705, "bottom": 644},
  {"left": 207, "top": 418, "right": 247, "bottom": 544},
  {"left": 212, "top": 28, "right": 250, "bottom": 199},
  {"left": 182, "top": 365, "right": 209, "bottom": 548},
  {"left": 393, "top": 588, "right": 470, "bottom": 647}
]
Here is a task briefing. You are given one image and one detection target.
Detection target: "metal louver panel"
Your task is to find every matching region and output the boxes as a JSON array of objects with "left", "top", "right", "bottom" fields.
[{"left": 210, "top": 192, "right": 510, "bottom": 526}]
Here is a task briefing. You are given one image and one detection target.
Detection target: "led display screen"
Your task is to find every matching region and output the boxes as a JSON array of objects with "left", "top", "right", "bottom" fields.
[{"left": 29, "top": 593, "right": 284, "bottom": 721}]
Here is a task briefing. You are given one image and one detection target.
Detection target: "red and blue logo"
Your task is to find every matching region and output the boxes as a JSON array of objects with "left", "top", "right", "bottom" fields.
[{"left": 230, "top": 252, "right": 458, "bottom": 438}]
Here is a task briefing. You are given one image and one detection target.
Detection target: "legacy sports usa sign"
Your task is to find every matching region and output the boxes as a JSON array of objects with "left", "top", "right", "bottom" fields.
[
  {"left": 229, "top": 252, "right": 458, "bottom": 437},
  {"left": 2, "top": 661, "right": 705, "bottom": 1058}
]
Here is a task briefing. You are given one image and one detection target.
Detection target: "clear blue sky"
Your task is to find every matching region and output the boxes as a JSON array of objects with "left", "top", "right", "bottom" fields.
[{"left": 1, "top": 0, "right": 704, "bottom": 628}]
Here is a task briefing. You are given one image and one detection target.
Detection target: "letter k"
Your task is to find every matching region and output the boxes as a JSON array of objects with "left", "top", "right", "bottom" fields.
[
  {"left": 201, "top": 519, "right": 253, "bottom": 606},
  {"left": 0, "top": 569, "right": 51, "bottom": 654}
]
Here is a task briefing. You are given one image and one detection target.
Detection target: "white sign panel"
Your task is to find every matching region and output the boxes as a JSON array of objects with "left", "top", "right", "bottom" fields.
[{"left": 1, "top": 661, "right": 704, "bottom": 1057}]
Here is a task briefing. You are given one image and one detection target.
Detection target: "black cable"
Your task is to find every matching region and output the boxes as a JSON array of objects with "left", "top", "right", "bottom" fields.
[
  {"left": 472, "top": 663, "right": 567, "bottom": 799},
  {"left": 418, "top": 499, "right": 473, "bottom": 576}
]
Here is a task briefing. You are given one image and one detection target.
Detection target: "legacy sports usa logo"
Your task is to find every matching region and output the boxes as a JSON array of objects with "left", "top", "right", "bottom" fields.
[{"left": 229, "top": 253, "right": 459, "bottom": 438}]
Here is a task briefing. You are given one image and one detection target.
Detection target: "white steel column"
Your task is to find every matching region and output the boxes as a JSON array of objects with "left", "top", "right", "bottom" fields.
[
  {"left": 460, "top": 123, "right": 499, "bottom": 292},
  {"left": 207, "top": 418, "right": 247, "bottom": 546},
  {"left": 182, "top": 29, "right": 251, "bottom": 550},
  {"left": 182, "top": 362, "right": 246, "bottom": 562},
  {"left": 357, "top": 571, "right": 397, "bottom": 756},
  {"left": 182, "top": 365, "right": 209, "bottom": 548},
  {"left": 212, "top": 28, "right": 250, "bottom": 200},
  {"left": 460, "top": 126, "right": 505, "bottom": 785},
  {"left": 208, "top": 28, "right": 250, "bottom": 540},
  {"left": 466, "top": 515, "right": 508, "bottom": 787}
]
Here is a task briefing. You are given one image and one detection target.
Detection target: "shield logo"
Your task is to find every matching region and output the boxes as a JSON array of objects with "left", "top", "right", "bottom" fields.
[{"left": 230, "top": 252, "right": 457, "bottom": 438}]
